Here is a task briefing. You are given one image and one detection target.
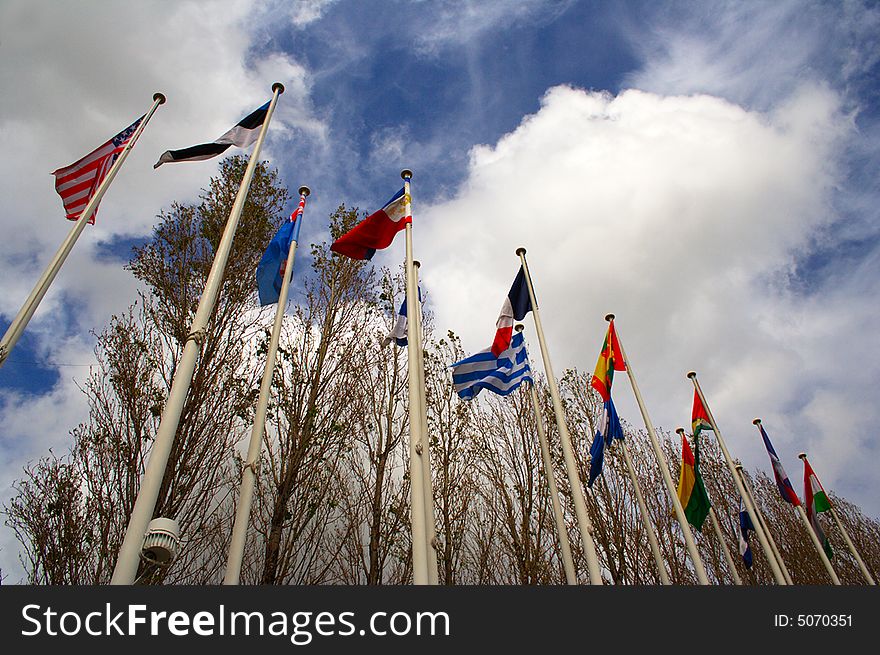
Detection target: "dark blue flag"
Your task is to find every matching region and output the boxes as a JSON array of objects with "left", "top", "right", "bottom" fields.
[
  {"left": 588, "top": 398, "right": 624, "bottom": 487},
  {"left": 256, "top": 212, "right": 300, "bottom": 306}
]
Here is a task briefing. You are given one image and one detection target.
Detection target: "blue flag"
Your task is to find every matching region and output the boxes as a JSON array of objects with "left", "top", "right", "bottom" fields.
[
  {"left": 588, "top": 397, "right": 624, "bottom": 487},
  {"left": 452, "top": 331, "right": 532, "bottom": 400},
  {"left": 738, "top": 499, "right": 755, "bottom": 569},
  {"left": 382, "top": 287, "right": 423, "bottom": 347},
  {"left": 256, "top": 210, "right": 301, "bottom": 306}
]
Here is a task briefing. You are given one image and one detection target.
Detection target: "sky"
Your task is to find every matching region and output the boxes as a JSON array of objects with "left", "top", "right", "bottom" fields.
[{"left": 1, "top": 0, "right": 879, "bottom": 582}]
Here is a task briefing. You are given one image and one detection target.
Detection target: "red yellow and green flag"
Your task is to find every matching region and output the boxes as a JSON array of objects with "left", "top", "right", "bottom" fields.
[
  {"left": 590, "top": 320, "right": 626, "bottom": 402},
  {"left": 676, "top": 432, "right": 711, "bottom": 531},
  {"left": 691, "top": 389, "right": 713, "bottom": 438}
]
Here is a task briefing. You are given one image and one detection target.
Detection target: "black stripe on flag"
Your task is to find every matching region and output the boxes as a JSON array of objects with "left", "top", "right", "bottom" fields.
[
  {"left": 154, "top": 143, "right": 232, "bottom": 168},
  {"left": 154, "top": 101, "right": 270, "bottom": 168}
]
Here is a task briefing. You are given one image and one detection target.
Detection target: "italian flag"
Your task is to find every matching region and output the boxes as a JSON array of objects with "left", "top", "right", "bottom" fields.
[
  {"left": 804, "top": 457, "right": 833, "bottom": 559},
  {"left": 677, "top": 433, "right": 711, "bottom": 531}
]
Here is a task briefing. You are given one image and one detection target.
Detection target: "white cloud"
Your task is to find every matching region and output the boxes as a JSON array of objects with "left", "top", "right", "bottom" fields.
[
  {"left": 0, "top": 0, "right": 325, "bottom": 582},
  {"left": 417, "top": 81, "right": 880, "bottom": 518}
]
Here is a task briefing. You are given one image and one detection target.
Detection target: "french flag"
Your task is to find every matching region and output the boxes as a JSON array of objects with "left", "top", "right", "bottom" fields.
[
  {"left": 330, "top": 187, "right": 411, "bottom": 260},
  {"left": 491, "top": 266, "right": 532, "bottom": 356},
  {"left": 758, "top": 423, "right": 802, "bottom": 506}
]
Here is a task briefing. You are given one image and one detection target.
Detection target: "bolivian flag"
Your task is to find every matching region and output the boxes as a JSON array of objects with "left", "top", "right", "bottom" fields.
[
  {"left": 590, "top": 320, "right": 625, "bottom": 402},
  {"left": 691, "top": 389, "right": 713, "bottom": 438},
  {"left": 677, "top": 433, "right": 711, "bottom": 531}
]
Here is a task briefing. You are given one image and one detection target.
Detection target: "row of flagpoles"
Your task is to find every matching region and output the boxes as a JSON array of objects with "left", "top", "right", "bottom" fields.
[{"left": 1, "top": 84, "right": 874, "bottom": 585}]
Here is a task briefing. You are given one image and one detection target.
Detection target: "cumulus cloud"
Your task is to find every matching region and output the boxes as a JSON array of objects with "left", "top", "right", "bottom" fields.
[
  {"left": 417, "top": 82, "right": 879, "bottom": 515},
  {"left": 0, "top": 0, "right": 324, "bottom": 580}
]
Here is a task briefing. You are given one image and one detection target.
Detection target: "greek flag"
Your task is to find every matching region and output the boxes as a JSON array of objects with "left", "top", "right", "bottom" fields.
[{"left": 451, "top": 331, "right": 532, "bottom": 400}]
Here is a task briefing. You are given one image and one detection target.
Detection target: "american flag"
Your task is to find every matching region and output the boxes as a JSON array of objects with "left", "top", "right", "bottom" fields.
[{"left": 52, "top": 115, "right": 144, "bottom": 224}]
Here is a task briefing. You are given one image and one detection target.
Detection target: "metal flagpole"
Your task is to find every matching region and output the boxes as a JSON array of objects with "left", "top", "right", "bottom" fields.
[
  {"left": 687, "top": 371, "right": 787, "bottom": 585},
  {"left": 401, "top": 169, "right": 429, "bottom": 585},
  {"left": 0, "top": 92, "right": 166, "bottom": 368},
  {"left": 111, "top": 83, "right": 284, "bottom": 584},
  {"left": 612, "top": 317, "right": 710, "bottom": 585},
  {"left": 223, "top": 185, "right": 309, "bottom": 585},
  {"left": 797, "top": 453, "right": 853, "bottom": 585},
  {"left": 619, "top": 440, "right": 672, "bottom": 584},
  {"left": 516, "top": 248, "right": 604, "bottom": 585},
  {"left": 735, "top": 462, "right": 794, "bottom": 584},
  {"left": 412, "top": 260, "right": 439, "bottom": 585},
  {"left": 706, "top": 506, "right": 742, "bottom": 585},
  {"left": 829, "top": 508, "right": 875, "bottom": 584},
  {"left": 516, "top": 324, "right": 577, "bottom": 585}
]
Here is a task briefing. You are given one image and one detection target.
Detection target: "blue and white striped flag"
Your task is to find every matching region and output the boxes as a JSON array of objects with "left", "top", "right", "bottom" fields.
[{"left": 451, "top": 331, "right": 532, "bottom": 400}]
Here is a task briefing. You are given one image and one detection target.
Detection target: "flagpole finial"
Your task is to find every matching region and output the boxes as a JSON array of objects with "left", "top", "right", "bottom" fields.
[
  {"left": 272, "top": 82, "right": 285, "bottom": 94},
  {"left": 605, "top": 313, "right": 615, "bottom": 322},
  {"left": 675, "top": 427, "right": 685, "bottom": 435},
  {"left": 153, "top": 92, "right": 166, "bottom": 105},
  {"left": 735, "top": 463, "right": 744, "bottom": 471},
  {"left": 752, "top": 418, "right": 762, "bottom": 425},
  {"left": 798, "top": 452, "right": 808, "bottom": 460},
  {"left": 413, "top": 260, "right": 421, "bottom": 268},
  {"left": 515, "top": 324, "right": 524, "bottom": 333},
  {"left": 516, "top": 247, "right": 526, "bottom": 256},
  {"left": 298, "top": 186, "right": 311, "bottom": 197},
  {"left": 401, "top": 169, "right": 413, "bottom": 180},
  {"left": 687, "top": 371, "right": 697, "bottom": 379}
]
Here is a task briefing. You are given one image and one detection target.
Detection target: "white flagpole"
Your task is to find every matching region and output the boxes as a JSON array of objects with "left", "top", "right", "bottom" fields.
[
  {"left": 687, "top": 371, "right": 788, "bottom": 585},
  {"left": 111, "top": 83, "right": 284, "bottom": 585},
  {"left": 797, "top": 453, "right": 855, "bottom": 585},
  {"left": 412, "top": 260, "right": 439, "bottom": 584},
  {"left": 223, "top": 185, "right": 309, "bottom": 585},
  {"left": 516, "top": 248, "right": 604, "bottom": 585},
  {"left": 0, "top": 92, "right": 166, "bottom": 368},
  {"left": 516, "top": 324, "right": 577, "bottom": 585},
  {"left": 706, "top": 506, "right": 742, "bottom": 585},
  {"left": 619, "top": 440, "right": 672, "bottom": 584},
  {"left": 612, "top": 317, "right": 710, "bottom": 585},
  {"left": 735, "top": 462, "right": 794, "bottom": 584},
  {"left": 829, "top": 507, "right": 875, "bottom": 584},
  {"left": 401, "top": 169, "right": 429, "bottom": 585}
]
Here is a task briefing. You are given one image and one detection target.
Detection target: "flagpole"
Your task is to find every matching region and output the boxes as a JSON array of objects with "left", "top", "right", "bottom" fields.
[
  {"left": 687, "top": 371, "right": 787, "bottom": 585},
  {"left": 223, "top": 185, "right": 309, "bottom": 585},
  {"left": 706, "top": 506, "right": 742, "bottom": 585},
  {"left": 0, "top": 92, "right": 166, "bottom": 368},
  {"left": 111, "top": 83, "right": 284, "bottom": 585},
  {"left": 618, "top": 441, "right": 671, "bottom": 585},
  {"left": 735, "top": 462, "right": 794, "bottom": 584},
  {"left": 516, "top": 324, "right": 577, "bottom": 584},
  {"left": 827, "top": 505, "right": 874, "bottom": 584},
  {"left": 413, "top": 260, "right": 439, "bottom": 584},
  {"left": 798, "top": 454, "right": 861, "bottom": 584},
  {"left": 516, "top": 248, "right": 604, "bottom": 585},
  {"left": 401, "top": 170, "right": 429, "bottom": 585},
  {"left": 612, "top": 318, "right": 710, "bottom": 585}
]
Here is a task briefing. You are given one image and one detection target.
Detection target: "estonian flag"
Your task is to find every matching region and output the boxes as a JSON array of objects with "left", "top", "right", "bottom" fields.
[
  {"left": 491, "top": 266, "right": 532, "bottom": 357},
  {"left": 154, "top": 101, "right": 270, "bottom": 168},
  {"left": 452, "top": 331, "right": 532, "bottom": 400}
]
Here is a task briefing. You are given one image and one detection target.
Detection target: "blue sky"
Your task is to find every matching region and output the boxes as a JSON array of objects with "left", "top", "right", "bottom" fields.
[{"left": 1, "top": 0, "right": 879, "bottom": 581}]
